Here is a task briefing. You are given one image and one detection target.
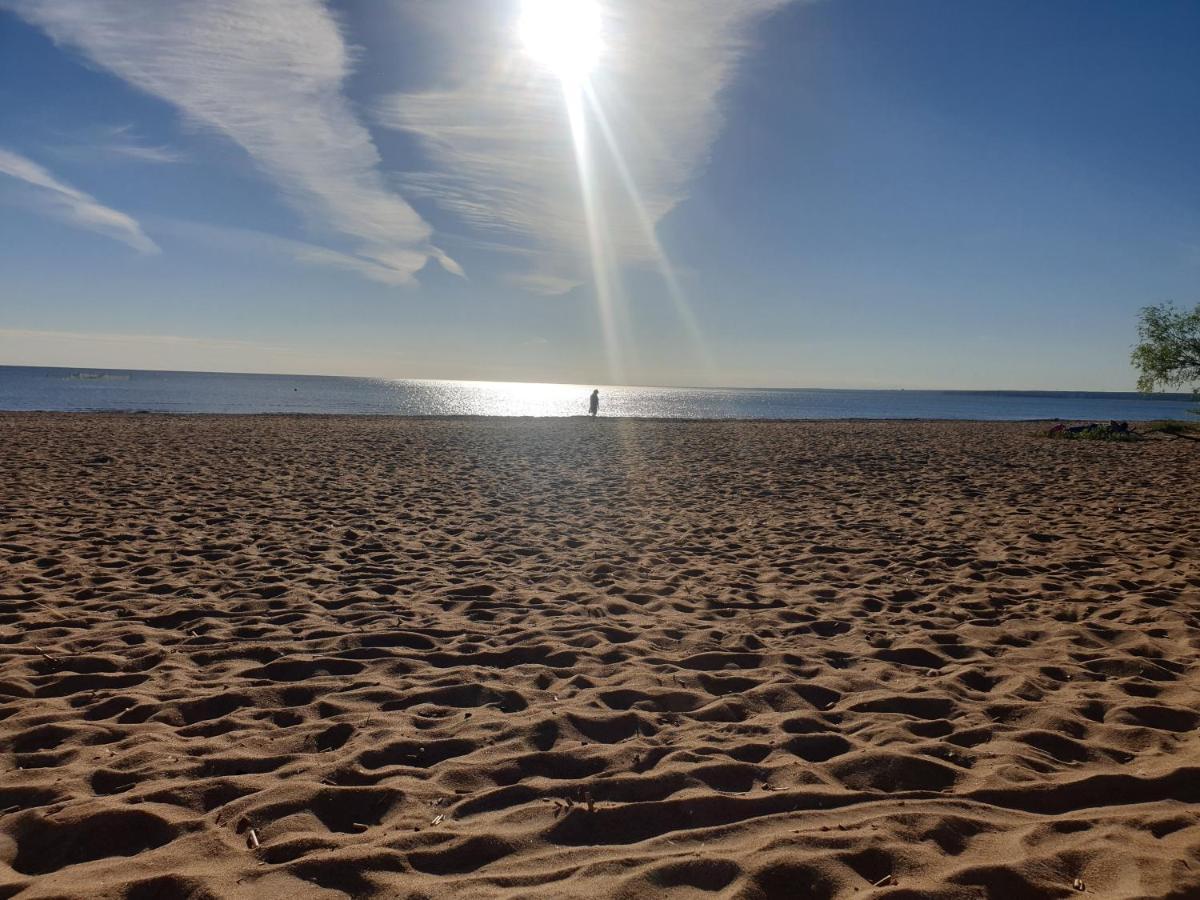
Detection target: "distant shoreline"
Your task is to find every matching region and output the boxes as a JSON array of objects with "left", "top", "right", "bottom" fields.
[
  {"left": 0, "top": 363, "right": 1191, "bottom": 397},
  {"left": 3, "top": 366, "right": 1193, "bottom": 420},
  {"left": 0, "top": 411, "right": 1192, "bottom": 425}
]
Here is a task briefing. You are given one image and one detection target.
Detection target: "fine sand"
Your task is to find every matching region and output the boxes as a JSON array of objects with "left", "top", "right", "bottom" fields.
[{"left": 1, "top": 413, "right": 1198, "bottom": 900}]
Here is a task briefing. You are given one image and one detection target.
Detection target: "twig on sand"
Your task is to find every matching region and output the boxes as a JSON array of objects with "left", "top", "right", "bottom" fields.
[
  {"left": 32, "top": 645, "right": 57, "bottom": 662},
  {"left": 236, "top": 816, "right": 260, "bottom": 850},
  {"left": 872, "top": 874, "right": 894, "bottom": 887}
]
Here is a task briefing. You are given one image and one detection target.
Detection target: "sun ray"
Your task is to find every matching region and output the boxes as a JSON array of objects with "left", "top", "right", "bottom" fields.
[
  {"left": 561, "top": 80, "right": 623, "bottom": 382},
  {"left": 517, "top": 0, "right": 624, "bottom": 381},
  {"left": 582, "top": 84, "right": 717, "bottom": 381}
]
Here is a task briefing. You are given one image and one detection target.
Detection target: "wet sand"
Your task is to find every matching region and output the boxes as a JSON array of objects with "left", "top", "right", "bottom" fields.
[{"left": 1, "top": 413, "right": 1198, "bottom": 899}]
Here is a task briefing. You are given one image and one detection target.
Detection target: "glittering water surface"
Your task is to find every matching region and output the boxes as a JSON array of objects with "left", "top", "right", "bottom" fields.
[{"left": 0, "top": 366, "right": 1194, "bottom": 421}]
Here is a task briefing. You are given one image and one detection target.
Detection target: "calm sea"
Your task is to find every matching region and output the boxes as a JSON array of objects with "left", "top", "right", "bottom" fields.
[{"left": 0, "top": 366, "right": 1194, "bottom": 421}]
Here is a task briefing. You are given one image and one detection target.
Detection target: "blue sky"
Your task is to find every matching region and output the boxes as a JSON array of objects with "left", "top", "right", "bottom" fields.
[{"left": 1, "top": 0, "right": 1197, "bottom": 389}]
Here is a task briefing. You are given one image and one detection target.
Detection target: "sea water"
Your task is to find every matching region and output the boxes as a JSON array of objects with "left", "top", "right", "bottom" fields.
[{"left": 0, "top": 366, "right": 1194, "bottom": 421}]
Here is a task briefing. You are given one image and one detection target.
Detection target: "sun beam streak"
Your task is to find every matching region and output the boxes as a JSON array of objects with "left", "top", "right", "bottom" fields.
[
  {"left": 582, "top": 84, "right": 717, "bottom": 380},
  {"left": 519, "top": 0, "right": 709, "bottom": 386},
  {"left": 562, "top": 80, "right": 623, "bottom": 382},
  {"left": 515, "top": 0, "right": 629, "bottom": 382}
]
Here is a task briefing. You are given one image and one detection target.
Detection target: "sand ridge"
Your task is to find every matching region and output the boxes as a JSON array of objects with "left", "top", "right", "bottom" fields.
[{"left": 0, "top": 414, "right": 1198, "bottom": 899}]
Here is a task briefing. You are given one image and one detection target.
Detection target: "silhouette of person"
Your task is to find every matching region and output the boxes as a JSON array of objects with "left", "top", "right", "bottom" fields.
[{"left": 588, "top": 389, "right": 599, "bottom": 417}]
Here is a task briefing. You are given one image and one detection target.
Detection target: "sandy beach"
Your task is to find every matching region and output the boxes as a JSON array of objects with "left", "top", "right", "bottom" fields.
[{"left": 1, "top": 413, "right": 1197, "bottom": 899}]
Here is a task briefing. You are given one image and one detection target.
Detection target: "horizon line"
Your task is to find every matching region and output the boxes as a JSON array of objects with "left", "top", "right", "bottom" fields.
[{"left": 0, "top": 362, "right": 1189, "bottom": 398}]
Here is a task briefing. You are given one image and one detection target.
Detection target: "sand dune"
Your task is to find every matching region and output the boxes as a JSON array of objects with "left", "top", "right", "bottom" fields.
[{"left": 1, "top": 414, "right": 1198, "bottom": 899}]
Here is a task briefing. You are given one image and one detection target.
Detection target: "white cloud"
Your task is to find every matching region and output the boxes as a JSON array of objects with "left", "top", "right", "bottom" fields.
[
  {"left": 64, "top": 125, "right": 187, "bottom": 165},
  {"left": 153, "top": 218, "right": 428, "bottom": 287},
  {"left": 507, "top": 270, "right": 585, "bottom": 295},
  {"left": 377, "top": 0, "right": 790, "bottom": 292},
  {"left": 0, "top": 146, "right": 158, "bottom": 253},
  {"left": 5, "top": 0, "right": 457, "bottom": 285},
  {"left": 0, "top": 327, "right": 313, "bottom": 375},
  {"left": 102, "top": 142, "right": 183, "bottom": 165},
  {"left": 0, "top": 328, "right": 289, "bottom": 353}
]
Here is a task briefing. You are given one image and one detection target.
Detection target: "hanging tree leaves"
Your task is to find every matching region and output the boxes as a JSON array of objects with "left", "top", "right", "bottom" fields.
[{"left": 1132, "top": 303, "right": 1200, "bottom": 394}]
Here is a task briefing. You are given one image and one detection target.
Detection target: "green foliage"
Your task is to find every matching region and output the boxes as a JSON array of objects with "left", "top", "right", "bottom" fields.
[{"left": 1132, "top": 303, "right": 1200, "bottom": 394}]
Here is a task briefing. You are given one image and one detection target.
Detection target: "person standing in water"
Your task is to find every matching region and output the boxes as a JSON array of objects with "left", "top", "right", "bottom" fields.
[{"left": 588, "top": 389, "right": 600, "bottom": 417}]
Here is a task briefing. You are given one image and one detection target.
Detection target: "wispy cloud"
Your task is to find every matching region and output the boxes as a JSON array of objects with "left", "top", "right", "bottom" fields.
[
  {"left": 377, "top": 0, "right": 790, "bottom": 292},
  {"left": 153, "top": 218, "right": 428, "bottom": 287},
  {"left": 0, "top": 146, "right": 158, "bottom": 253},
  {"left": 508, "top": 270, "right": 586, "bottom": 295},
  {"left": 0, "top": 327, "right": 311, "bottom": 375},
  {"left": 0, "top": 328, "right": 291, "bottom": 353},
  {"left": 5, "top": 0, "right": 457, "bottom": 285},
  {"left": 49, "top": 124, "right": 186, "bottom": 165}
]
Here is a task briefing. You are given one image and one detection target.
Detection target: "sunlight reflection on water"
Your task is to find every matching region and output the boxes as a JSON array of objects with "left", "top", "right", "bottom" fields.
[
  {"left": 391, "top": 379, "right": 705, "bottom": 417},
  {"left": 1, "top": 367, "right": 1196, "bottom": 421}
]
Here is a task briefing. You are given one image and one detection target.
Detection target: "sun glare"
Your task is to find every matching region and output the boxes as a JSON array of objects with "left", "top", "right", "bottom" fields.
[
  {"left": 519, "top": 0, "right": 602, "bottom": 84},
  {"left": 517, "top": 0, "right": 698, "bottom": 385}
]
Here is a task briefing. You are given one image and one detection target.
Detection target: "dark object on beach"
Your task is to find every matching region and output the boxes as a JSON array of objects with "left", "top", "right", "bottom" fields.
[
  {"left": 1046, "top": 421, "right": 1137, "bottom": 442},
  {"left": 1141, "top": 419, "right": 1200, "bottom": 440},
  {"left": 84, "top": 454, "right": 113, "bottom": 465},
  {"left": 588, "top": 389, "right": 599, "bottom": 417},
  {"left": 1067, "top": 420, "right": 1130, "bottom": 435}
]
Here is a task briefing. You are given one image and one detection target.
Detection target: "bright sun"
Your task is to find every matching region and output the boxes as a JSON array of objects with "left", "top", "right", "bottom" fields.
[{"left": 518, "top": 0, "right": 602, "bottom": 84}]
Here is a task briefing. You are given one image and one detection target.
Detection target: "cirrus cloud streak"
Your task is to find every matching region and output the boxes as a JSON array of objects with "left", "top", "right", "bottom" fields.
[
  {"left": 4, "top": 0, "right": 457, "bottom": 284},
  {"left": 0, "top": 146, "right": 158, "bottom": 253}
]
